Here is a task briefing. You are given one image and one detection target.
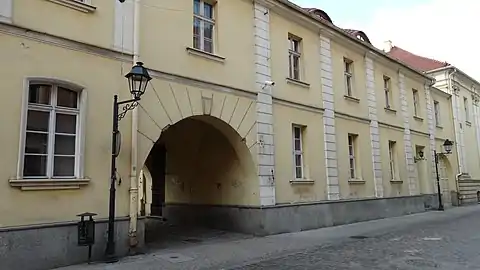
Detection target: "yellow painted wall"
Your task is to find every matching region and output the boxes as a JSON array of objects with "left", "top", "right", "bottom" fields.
[
  {"left": 410, "top": 133, "right": 431, "bottom": 194},
  {"left": 269, "top": 11, "right": 323, "bottom": 108},
  {"left": 379, "top": 126, "right": 408, "bottom": 197},
  {"left": 335, "top": 117, "right": 374, "bottom": 199},
  {"left": 273, "top": 103, "right": 326, "bottom": 203},
  {"left": 12, "top": 0, "right": 114, "bottom": 49},
  {"left": 375, "top": 63, "right": 404, "bottom": 127}
]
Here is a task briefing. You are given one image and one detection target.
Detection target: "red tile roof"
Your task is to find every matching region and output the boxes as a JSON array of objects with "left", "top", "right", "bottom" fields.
[{"left": 387, "top": 46, "right": 450, "bottom": 72}]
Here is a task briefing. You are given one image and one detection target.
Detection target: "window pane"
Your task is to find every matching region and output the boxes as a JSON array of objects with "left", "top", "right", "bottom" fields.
[
  {"left": 23, "top": 155, "right": 47, "bottom": 177},
  {"left": 29, "top": 84, "right": 51, "bottom": 105},
  {"left": 204, "top": 2, "right": 213, "bottom": 18},
  {"left": 204, "top": 21, "right": 213, "bottom": 39},
  {"left": 295, "top": 154, "right": 302, "bottom": 166},
  {"left": 349, "top": 158, "right": 355, "bottom": 170},
  {"left": 193, "top": 0, "right": 200, "bottom": 15},
  {"left": 204, "top": 38, "right": 213, "bottom": 53},
  {"left": 54, "top": 156, "right": 75, "bottom": 177},
  {"left": 56, "top": 114, "right": 76, "bottom": 134},
  {"left": 193, "top": 18, "right": 201, "bottom": 35},
  {"left": 294, "top": 139, "right": 301, "bottom": 151},
  {"left": 57, "top": 87, "right": 78, "bottom": 108},
  {"left": 350, "top": 168, "right": 355, "bottom": 179},
  {"left": 27, "top": 110, "right": 50, "bottom": 132},
  {"left": 295, "top": 167, "right": 302, "bottom": 179},
  {"left": 293, "top": 56, "right": 300, "bottom": 79},
  {"left": 25, "top": 132, "right": 48, "bottom": 154},
  {"left": 55, "top": 135, "right": 76, "bottom": 155},
  {"left": 294, "top": 127, "right": 300, "bottom": 138}
]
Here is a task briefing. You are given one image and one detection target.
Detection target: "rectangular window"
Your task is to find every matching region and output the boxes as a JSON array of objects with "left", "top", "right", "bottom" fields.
[
  {"left": 348, "top": 134, "right": 358, "bottom": 179},
  {"left": 288, "top": 35, "right": 302, "bottom": 80},
  {"left": 384, "top": 76, "right": 392, "bottom": 108},
  {"left": 412, "top": 89, "right": 419, "bottom": 116},
  {"left": 464, "top": 97, "right": 470, "bottom": 122},
  {"left": 23, "top": 83, "right": 80, "bottom": 178},
  {"left": 434, "top": 101, "right": 441, "bottom": 126},
  {"left": 293, "top": 125, "right": 304, "bottom": 179},
  {"left": 193, "top": 0, "right": 215, "bottom": 53},
  {"left": 344, "top": 58, "right": 353, "bottom": 96},
  {"left": 388, "top": 140, "right": 396, "bottom": 180}
]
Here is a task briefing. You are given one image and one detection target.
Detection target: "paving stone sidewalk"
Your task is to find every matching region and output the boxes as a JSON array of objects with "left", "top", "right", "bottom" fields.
[{"left": 54, "top": 205, "right": 480, "bottom": 270}]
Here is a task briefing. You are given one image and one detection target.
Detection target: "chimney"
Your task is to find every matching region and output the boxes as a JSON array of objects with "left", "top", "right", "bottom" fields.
[{"left": 383, "top": 40, "right": 393, "bottom": 53}]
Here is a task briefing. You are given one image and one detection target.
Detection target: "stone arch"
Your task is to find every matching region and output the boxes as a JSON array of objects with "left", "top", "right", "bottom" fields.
[{"left": 135, "top": 79, "right": 260, "bottom": 205}]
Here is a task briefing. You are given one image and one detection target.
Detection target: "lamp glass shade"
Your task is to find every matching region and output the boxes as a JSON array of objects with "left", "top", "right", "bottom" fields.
[
  {"left": 125, "top": 62, "right": 152, "bottom": 99},
  {"left": 418, "top": 150, "right": 424, "bottom": 158},
  {"left": 443, "top": 139, "right": 453, "bottom": 154}
]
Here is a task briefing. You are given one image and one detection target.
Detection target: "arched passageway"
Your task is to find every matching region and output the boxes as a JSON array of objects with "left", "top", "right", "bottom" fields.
[{"left": 141, "top": 115, "right": 257, "bottom": 246}]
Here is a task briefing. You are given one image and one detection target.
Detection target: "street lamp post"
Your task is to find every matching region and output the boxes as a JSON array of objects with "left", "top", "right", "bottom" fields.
[
  {"left": 105, "top": 62, "right": 152, "bottom": 261},
  {"left": 434, "top": 139, "right": 453, "bottom": 211}
]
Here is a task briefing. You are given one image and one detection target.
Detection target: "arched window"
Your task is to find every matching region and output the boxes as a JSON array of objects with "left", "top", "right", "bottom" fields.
[{"left": 20, "top": 80, "right": 85, "bottom": 180}]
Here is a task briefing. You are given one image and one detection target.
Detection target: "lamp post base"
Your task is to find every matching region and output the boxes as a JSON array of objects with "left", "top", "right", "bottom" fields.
[{"left": 437, "top": 205, "right": 445, "bottom": 211}]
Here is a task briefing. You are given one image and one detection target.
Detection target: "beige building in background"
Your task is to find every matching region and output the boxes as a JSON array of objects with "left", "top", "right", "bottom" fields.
[{"left": 0, "top": 0, "right": 459, "bottom": 269}]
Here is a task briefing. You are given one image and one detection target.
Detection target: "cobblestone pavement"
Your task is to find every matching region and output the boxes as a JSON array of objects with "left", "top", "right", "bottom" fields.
[
  {"left": 226, "top": 207, "right": 480, "bottom": 270},
  {"left": 56, "top": 205, "right": 480, "bottom": 270}
]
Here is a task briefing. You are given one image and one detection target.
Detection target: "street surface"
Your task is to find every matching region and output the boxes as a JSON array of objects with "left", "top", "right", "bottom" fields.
[{"left": 57, "top": 205, "right": 480, "bottom": 270}]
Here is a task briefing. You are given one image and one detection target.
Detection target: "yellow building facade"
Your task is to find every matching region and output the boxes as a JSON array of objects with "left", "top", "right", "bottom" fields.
[{"left": 0, "top": 0, "right": 458, "bottom": 269}]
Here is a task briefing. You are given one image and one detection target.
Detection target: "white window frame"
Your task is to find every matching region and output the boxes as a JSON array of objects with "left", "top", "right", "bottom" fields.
[
  {"left": 388, "top": 140, "right": 396, "bottom": 180},
  {"left": 288, "top": 35, "right": 302, "bottom": 81},
  {"left": 464, "top": 97, "right": 470, "bottom": 122},
  {"left": 344, "top": 58, "right": 353, "bottom": 96},
  {"left": 412, "top": 89, "right": 419, "bottom": 116},
  {"left": 348, "top": 134, "right": 357, "bottom": 179},
  {"left": 193, "top": 0, "right": 215, "bottom": 53},
  {"left": 434, "top": 100, "right": 441, "bottom": 126},
  {"left": 384, "top": 76, "right": 391, "bottom": 108},
  {"left": 16, "top": 78, "right": 86, "bottom": 180},
  {"left": 292, "top": 125, "right": 304, "bottom": 179}
]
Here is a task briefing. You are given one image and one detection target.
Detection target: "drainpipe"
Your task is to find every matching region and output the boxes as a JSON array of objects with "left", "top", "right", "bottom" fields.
[{"left": 128, "top": 0, "right": 141, "bottom": 249}]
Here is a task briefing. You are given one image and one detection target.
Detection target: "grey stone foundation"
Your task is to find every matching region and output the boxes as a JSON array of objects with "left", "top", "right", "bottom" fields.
[
  {"left": 163, "top": 194, "right": 438, "bottom": 236},
  {"left": 0, "top": 217, "right": 145, "bottom": 270}
]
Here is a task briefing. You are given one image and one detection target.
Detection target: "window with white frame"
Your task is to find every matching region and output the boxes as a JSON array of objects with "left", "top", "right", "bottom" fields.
[
  {"left": 388, "top": 140, "right": 396, "bottom": 180},
  {"left": 293, "top": 125, "right": 304, "bottom": 179},
  {"left": 22, "top": 83, "right": 81, "bottom": 178},
  {"left": 384, "top": 76, "right": 392, "bottom": 108},
  {"left": 288, "top": 35, "right": 302, "bottom": 80},
  {"left": 348, "top": 134, "right": 358, "bottom": 179},
  {"left": 344, "top": 58, "right": 353, "bottom": 96},
  {"left": 193, "top": 0, "right": 215, "bottom": 53},
  {"left": 412, "top": 89, "right": 419, "bottom": 116},
  {"left": 434, "top": 100, "right": 441, "bottom": 126},
  {"left": 464, "top": 97, "right": 470, "bottom": 122}
]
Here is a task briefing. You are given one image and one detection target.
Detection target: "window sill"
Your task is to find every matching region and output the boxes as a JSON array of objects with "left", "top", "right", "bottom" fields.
[
  {"left": 186, "top": 47, "right": 225, "bottom": 63},
  {"left": 466, "top": 121, "right": 472, "bottom": 127},
  {"left": 384, "top": 107, "right": 397, "bottom": 114},
  {"left": 390, "top": 179, "right": 403, "bottom": 183},
  {"left": 436, "top": 125, "right": 443, "bottom": 129},
  {"left": 9, "top": 178, "right": 90, "bottom": 191},
  {"left": 290, "top": 179, "right": 315, "bottom": 184},
  {"left": 413, "top": 115, "right": 424, "bottom": 122},
  {"left": 344, "top": 95, "right": 360, "bottom": 103},
  {"left": 348, "top": 178, "right": 365, "bottom": 184},
  {"left": 46, "top": 0, "right": 96, "bottom": 13},
  {"left": 286, "top": 78, "right": 310, "bottom": 89}
]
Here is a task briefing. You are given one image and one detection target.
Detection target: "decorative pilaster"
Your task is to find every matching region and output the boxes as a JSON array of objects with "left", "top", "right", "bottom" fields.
[
  {"left": 399, "top": 72, "right": 417, "bottom": 195},
  {"left": 452, "top": 86, "right": 466, "bottom": 173},
  {"left": 254, "top": 2, "right": 276, "bottom": 206},
  {"left": 0, "top": 0, "right": 12, "bottom": 23},
  {"left": 320, "top": 34, "right": 340, "bottom": 200},
  {"left": 472, "top": 94, "right": 480, "bottom": 167},
  {"left": 365, "top": 56, "right": 383, "bottom": 198},
  {"left": 114, "top": 0, "right": 134, "bottom": 53},
  {"left": 425, "top": 84, "right": 437, "bottom": 193}
]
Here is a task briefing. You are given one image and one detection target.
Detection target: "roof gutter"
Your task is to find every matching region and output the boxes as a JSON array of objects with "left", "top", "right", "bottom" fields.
[{"left": 274, "top": 0, "right": 432, "bottom": 81}]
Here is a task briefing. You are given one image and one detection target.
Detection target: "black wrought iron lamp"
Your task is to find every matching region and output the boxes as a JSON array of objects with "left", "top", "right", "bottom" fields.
[
  {"left": 434, "top": 139, "right": 454, "bottom": 211},
  {"left": 105, "top": 62, "right": 152, "bottom": 261}
]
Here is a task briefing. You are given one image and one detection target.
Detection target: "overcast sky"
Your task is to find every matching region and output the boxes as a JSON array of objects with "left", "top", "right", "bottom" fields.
[{"left": 291, "top": 0, "right": 480, "bottom": 81}]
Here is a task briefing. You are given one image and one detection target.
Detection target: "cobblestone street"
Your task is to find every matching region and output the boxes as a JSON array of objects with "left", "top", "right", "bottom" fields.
[
  {"left": 57, "top": 205, "right": 480, "bottom": 270},
  {"left": 227, "top": 206, "right": 480, "bottom": 270}
]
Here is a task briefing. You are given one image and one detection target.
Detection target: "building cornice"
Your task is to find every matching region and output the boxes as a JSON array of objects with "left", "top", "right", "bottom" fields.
[
  {"left": 0, "top": 21, "right": 132, "bottom": 62},
  {"left": 262, "top": 0, "right": 433, "bottom": 83}
]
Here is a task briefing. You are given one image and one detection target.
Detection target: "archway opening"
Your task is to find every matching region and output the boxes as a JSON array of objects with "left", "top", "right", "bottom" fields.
[{"left": 141, "top": 115, "right": 256, "bottom": 247}]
